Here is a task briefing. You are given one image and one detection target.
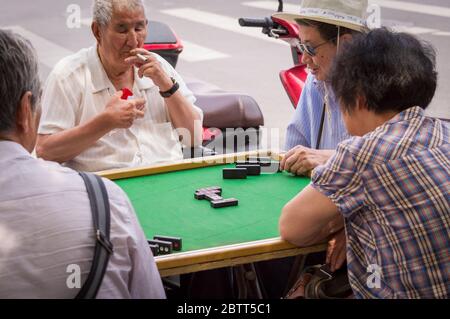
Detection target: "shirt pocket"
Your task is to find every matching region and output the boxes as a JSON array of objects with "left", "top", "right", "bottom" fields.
[
  {"left": 152, "top": 121, "right": 179, "bottom": 144},
  {"left": 140, "top": 121, "right": 181, "bottom": 155},
  {"left": 141, "top": 87, "right": 168, "bottom": 123}
]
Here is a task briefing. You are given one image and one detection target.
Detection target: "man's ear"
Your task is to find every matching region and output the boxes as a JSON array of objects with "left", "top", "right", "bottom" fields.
[
  {"left": 16, "top": 91, "right": 33, "bottom": 134},
  {"left": 92, "top": 21, "right": 102, "bottom": 44},
  {"left": 355, "top": 94, "right": 368, "bottom": 112},
  {"left": 340, "top": 33, "right": 353, "bottom": 44}
]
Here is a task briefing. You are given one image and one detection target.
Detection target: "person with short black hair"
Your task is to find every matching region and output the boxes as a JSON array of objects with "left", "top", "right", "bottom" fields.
[
  {"left": 279, "top": 28, "right": 449, "bottom": 298},
  {"left": 331, "top": 29, "right": 437, "bottom": 115},
  {"left": 274, "top": 0, "right": 370, "bottom": 282},
  {"left": 0, "top": 29, "right": 165, "bottom": 298}
]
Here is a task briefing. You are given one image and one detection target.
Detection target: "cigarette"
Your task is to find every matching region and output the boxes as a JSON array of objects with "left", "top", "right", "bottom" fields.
[{"left": 136, "top": 53, "right": 149, "bottom": 63}]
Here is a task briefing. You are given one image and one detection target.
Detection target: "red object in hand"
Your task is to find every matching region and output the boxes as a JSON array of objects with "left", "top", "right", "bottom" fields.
[
  {"left": 202, "top": 127, "right": 222, "bottom": 141},
  {"left": 121, "top": 88, "right": 133, "bottom": 100}
]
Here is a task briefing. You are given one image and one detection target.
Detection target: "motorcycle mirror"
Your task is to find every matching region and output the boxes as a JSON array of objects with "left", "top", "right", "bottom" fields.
[{"left": 277, "top": 0, "right": 284, "bottom": 12}]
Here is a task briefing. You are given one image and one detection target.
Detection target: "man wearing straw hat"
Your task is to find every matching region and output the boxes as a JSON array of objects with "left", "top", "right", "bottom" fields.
[
  {"left": 279, "top": 0, "right": 369, "bottom": 176},
  {"left": 275, "top": 1, "right": 369, "bottom": 280}
]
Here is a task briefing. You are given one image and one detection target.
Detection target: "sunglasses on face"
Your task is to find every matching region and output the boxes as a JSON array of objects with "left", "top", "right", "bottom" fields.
[{"left": 297, "top": 37, "right": 337, "bottom": 57}]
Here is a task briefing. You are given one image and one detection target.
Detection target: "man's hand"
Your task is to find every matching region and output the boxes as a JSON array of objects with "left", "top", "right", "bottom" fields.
[
  {"left": 104, "top": 91, "right": 146, "bottom": 129},
  {"left": 125, "top": 49, "right": 202, "bottom": 147},
  {"left": 280, "top": 145, "right": 334, "bottom": 176},
  {"left": 326, "top": 228, "right": 347, "bottom": 272},
  {"left": 125, "top": 49, "right": 173, "bottom": 92}
]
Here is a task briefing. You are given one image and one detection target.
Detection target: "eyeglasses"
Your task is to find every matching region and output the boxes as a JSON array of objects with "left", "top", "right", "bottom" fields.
[{"left": 297, "top": 37, "right": 337, "bottom": 57}]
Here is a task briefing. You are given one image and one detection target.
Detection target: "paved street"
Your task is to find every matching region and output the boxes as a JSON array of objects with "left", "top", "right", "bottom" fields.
[{"left": 1, "top": 0, "right": 449, "bottom": 148}]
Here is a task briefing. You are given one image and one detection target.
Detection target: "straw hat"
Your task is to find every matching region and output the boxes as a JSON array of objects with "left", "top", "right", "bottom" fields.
[{"left": 273, "top": 0, "right": 369, "bottom": 32}]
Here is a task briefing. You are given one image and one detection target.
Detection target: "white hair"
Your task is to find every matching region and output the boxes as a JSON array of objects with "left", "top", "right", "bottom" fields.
[{"left": 93, "top": 0, "right": 147, "bottom": 27}]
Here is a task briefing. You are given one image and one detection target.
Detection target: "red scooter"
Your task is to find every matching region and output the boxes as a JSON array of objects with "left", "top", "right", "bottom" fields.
[
  {"left": 143, "top": 21, "right": 264, "bottom": 157},
  {"left": 239, "top": 0, "right": 308, "bottom": 109}
]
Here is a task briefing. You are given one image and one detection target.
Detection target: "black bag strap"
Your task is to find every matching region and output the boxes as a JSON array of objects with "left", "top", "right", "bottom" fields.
[
  {"left": 315, "top": 102, "right": 326, "bottom": 150},
  {"left": 76, "top": 172, "right": 114, "bottom": 299}
]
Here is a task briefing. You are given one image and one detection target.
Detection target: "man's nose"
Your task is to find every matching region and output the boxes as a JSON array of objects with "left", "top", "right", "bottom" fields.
[
  {"left": 301, "top": 52, "right": 312, "bottom": 65},
  {"left": 126, "top": 30, "right": 139, "bottom": 47}
]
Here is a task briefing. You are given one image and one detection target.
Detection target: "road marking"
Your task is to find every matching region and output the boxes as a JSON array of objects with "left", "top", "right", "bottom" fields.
[
  {"left": 160, "top": 8, "right": 286, "bottom": 46},
  {"left": 392, "top": 26, "right": 439, "bottom": 34},
  {"left": 243, "top": 1, "right": 450, "bottom": 18},
  {"left": 3, "top": 25, "right": 74, "bottom": 69},
  {"left": 180, "top": 40, "right": 230, "bottom": 62},
  {"left": 373, "top": 0, "right": 450, "bottom": 19},
  {"left": 242, "top": 1, "right": 298, "bottom": 12},
  {"left": 81, "top": 18, "right": 92, "bottom": 27},
  {"left": 433, "top": 31, "right": 450, "bottom": 36},
  {"left": 81, "top": 16, "right": 230, "bottom": 62}
]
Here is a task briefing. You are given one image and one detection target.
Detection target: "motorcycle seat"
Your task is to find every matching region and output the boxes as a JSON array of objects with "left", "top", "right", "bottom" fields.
[{"left": 186, "top": 79, "right": 264, "bottom": 129}]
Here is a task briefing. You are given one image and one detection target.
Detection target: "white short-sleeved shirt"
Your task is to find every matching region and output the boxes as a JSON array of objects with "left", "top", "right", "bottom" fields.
[
  {"left": 0, "top": 141, "right": 165, "bottom": 299},
  {"left": 38, "top": 46, "right": 203, "bottom": 172}
]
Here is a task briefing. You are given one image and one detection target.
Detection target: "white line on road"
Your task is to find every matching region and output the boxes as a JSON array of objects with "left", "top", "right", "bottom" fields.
[
  {"left": 81, "top": 16, "right": 230, "bottom": 62},
  {"left": 160, "top": 8, "right": 286, "bottom": 46},
  {"left": 180, "top": 40, "right": 230, "bottom": 62},
  {"left": 242, "top": 1, "right": 298, "bottom": 12},
  {"left": 3, "top": 25, "right": 74, "bottom": 69},
  {"left": 81, "top": 18, "right": 92, "bottom": 27},
  {"left": 391, "top": 26, "right": 439, "bottom": 35},
  {"left": 373, "top": 0, "right": 450, "bottom": 19},
  {"left": 243, "top": 1, "right": 450, "bottom": 19},
  {"left": 433, "top": 31, "right": 450, "bottom": 36}
]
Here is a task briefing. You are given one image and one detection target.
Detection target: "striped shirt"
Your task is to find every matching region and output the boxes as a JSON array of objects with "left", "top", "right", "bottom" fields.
[
  {"left": 311, "top": 106, "right": 450, "bottom": 298},
  {"left": 38, "top": 46, "right": 203, "bottom": 172},
  {"left": 0, "top": 141, "right": 165, "bottom": 298},
  {"left": 285, "top": 73, "right": 350, "bottom": 151}
]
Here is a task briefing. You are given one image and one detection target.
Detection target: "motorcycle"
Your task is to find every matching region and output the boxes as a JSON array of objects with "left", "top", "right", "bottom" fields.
[
  {"left": 143, "top": 20, "right": 265, "bottom": 158},
  {"left": 239, "top": 0, "right": 308, "bottom": 109}
]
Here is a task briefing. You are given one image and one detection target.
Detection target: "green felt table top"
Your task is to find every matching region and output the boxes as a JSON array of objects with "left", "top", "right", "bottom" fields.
[{"left": 114, "top": 163, "right": 310, "bottom": 252}]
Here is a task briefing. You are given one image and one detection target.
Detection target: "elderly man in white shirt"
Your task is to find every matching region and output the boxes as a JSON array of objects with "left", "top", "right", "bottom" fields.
[
  {"left": 36, "top": 0, "right": 203, "bottom": 172},
  {"left": 0, "top": 29, "right": 165, "bottom": 299}
]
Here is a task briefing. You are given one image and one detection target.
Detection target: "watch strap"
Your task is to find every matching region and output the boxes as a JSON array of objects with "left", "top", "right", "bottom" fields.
[{"left": 159, "top": 78, "right": 179, "bottom": 98}]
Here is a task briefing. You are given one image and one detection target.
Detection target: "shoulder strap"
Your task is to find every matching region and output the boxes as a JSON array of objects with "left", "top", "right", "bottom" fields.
[
  {"left": 76, "top": 172, "right": 114, "bottom": 299},
  {"left": 315, "top": 102, "right": 326, "bottom": 150}
]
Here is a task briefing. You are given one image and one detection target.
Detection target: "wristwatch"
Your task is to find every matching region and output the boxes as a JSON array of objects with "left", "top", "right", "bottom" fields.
[{"left": 159, "top": 77, "right": 179, "bottom": 98}]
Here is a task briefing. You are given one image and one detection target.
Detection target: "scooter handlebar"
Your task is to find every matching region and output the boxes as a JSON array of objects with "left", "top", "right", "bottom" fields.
[{"left": 238, "top": 17, "right": 274, "bottom": 28}]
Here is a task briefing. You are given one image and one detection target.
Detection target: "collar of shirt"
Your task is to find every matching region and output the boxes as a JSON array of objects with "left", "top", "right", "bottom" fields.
[
  {"left": 87, "top": 46, "right": 155, "bottom": 95},
  {"left": 0, "top": 140, "right": 32, "bottom": 163},
  {"left": 384, "top": 106, "right": 424, "bottom": 125},
  {"left": 312, "top": 75, "right": 338, "bottom": 111}
]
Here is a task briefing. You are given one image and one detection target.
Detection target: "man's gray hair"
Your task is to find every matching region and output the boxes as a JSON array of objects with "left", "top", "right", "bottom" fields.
[
  {"left": 0, "top": 29, "right": 41, "bottom": 133},
  {"left": 93, "top": 0, "right": 147, "bottom": 27}
]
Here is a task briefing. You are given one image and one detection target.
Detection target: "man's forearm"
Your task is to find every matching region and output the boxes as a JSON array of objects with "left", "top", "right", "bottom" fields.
[
  {"left": 36, "top": 113, "right": 112, "bottom": 163},
  {"left": 308, "top": 214, "right": 345, "bottom": 246},
  {"left": 165, "top": 92, "right": 202, "bottom": 147},
  {"left": 318, "top": 149, "right": 335, "bottom": 157},
  {"left": 287, "top": 216, "right": 344, "bottom": 247},
  {"left": 280, "top": 186, "right": 342, "bottom": 247}
]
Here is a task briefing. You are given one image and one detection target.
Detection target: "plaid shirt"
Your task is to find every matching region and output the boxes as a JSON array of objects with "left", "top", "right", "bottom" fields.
[{"left": 311, "top": 106, "right": 450, "bottom": 299}]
